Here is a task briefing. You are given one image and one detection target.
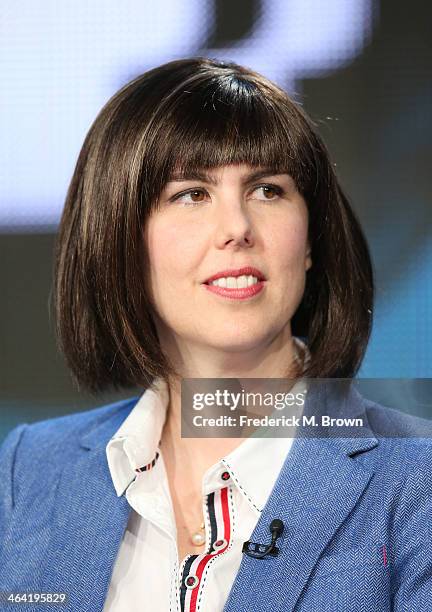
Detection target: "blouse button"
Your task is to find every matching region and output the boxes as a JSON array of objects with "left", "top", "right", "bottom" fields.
[
  {"left": 185, "top": 574, "right": 199, "bottom": 589},
  {"left": 221, "top": 470, "right": 230, "bottom": 481},
  {"left": 212, "top": 538, "right": 228, "bottom": 552}
]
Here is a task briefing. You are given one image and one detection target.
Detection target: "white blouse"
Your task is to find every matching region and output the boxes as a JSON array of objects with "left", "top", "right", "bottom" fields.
[{"left": 104, "top": 339, "right": 308, "bottom": 612}]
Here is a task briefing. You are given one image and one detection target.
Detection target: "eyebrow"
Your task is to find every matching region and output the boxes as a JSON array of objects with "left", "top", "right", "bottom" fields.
[{"left": 167, "top": 168, "right": 289, "bottom": 186}]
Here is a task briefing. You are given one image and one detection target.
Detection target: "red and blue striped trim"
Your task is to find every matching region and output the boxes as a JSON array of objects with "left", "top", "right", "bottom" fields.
[
  {"left": 135, "top": 451, "right": 160, "bottom": 473},
  {"left": 179, "top": 486, "right": 232, "bottom": 611}
]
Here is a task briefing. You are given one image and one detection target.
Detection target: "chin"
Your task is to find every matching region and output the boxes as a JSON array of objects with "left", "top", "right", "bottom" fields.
[{"left": 204, "top": 329, "right": 275, "bottom": 352}]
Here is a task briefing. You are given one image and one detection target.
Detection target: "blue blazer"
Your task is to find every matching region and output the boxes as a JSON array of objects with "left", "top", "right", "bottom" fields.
[{"left": 1, "top": 382, "right": 432, "bottom": 611}]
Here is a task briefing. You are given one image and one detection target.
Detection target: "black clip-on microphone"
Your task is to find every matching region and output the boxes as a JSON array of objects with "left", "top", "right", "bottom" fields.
[{"left": 242, "top": 518, "right": 284, "bottom": 559}]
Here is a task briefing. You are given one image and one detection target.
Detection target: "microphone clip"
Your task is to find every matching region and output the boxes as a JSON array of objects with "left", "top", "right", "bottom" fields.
[
  {"left": 242, "top": 540, "right": 280, "bottom": 558},
  {"left": 242, "top": 518, "right": 284, "bottom": 560}
]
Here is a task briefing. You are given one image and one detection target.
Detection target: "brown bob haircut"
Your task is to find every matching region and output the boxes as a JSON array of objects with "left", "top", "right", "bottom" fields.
[{"left": 53, "top": 57, "right": 374, "bottom": 393}]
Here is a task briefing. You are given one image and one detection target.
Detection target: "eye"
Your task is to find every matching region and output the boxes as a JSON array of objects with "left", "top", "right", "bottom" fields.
[
  {"left": 251, "top": 184, "right": 284, "bottom": 201},
  {"left": 171, "top": 188, "right": 208, "bottom": 206}
]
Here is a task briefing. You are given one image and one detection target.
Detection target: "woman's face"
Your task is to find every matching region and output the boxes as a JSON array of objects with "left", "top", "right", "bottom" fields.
[{"left": 144, "top": 163, "right": 312, "bottom": 358}]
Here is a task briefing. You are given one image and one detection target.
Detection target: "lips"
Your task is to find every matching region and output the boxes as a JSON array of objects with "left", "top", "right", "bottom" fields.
[{"left": 203, "top": 266, "right": 266, "bottom": 284}]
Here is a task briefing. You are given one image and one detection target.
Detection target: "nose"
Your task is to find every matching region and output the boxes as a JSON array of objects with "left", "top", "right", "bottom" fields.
[{"left": 213, "top": 200, "right": 255, "bottom": 249}]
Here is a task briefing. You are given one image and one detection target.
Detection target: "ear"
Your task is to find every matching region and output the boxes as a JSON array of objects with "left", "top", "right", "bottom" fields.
[{"left": 305, "top": 243, "right": 312, "bottom": 271}]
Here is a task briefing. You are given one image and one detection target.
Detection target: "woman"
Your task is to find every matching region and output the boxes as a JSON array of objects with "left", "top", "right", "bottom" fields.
[{"left": 1, "top": 57, "right": 431, "bottom": 612}]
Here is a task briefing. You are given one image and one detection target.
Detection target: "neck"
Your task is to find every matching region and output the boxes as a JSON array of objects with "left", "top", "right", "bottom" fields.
[{"left": 159, "top": 335, "right": 303, "bottom": 472}]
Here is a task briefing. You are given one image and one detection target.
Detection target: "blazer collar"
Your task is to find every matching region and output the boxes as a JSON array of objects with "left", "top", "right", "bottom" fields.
[
  {"left": 80, "top": 396, "right": 140, "bottom": 450},
  {"left": 223, "top": 380, "right": 379, "bottom": 612}
]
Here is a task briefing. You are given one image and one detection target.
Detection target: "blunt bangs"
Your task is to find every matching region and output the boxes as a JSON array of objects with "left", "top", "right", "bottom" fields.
[{"left": 137, "top": 69, "right": 322, "bottom": 212}]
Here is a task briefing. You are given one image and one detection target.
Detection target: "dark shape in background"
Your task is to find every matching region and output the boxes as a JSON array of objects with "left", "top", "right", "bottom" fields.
[{"left": 208, "top": 0, "right": 260, "bottom": 47}]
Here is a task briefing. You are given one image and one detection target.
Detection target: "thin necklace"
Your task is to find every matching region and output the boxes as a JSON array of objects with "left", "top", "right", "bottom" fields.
[
  {"left": 158, "top": 436, "right": 206, "bottom": 546},
  {"left": 191, "top": 521, "right": 205, "bottom": 546}
]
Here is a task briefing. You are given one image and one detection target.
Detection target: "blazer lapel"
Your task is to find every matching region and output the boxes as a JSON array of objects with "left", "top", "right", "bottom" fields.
[
  {"left": 224, "top": 382, "right": 379, "bottom": 612},
  {"left": 39, "top": 403, "right": 136, "bottom": 612}
]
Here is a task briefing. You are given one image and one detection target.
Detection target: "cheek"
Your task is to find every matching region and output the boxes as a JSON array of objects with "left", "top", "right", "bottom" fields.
[
  {"left": 269, "top": 218, "right": 309, "bottom": 271},
  {"left": 145, "top": 218, "right": 200, "bottom": 285}
]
